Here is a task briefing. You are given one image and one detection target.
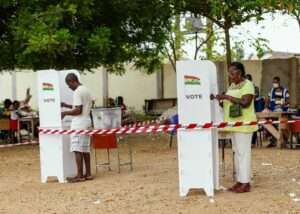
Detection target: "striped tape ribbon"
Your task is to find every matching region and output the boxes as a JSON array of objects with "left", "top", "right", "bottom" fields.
[{"left": 39, "top": 119, "right": 296, "bottom": 136}]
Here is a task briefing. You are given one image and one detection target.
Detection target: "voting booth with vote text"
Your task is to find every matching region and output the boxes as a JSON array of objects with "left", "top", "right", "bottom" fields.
[
  {"left": 176, "top": 60, "right": 222, "bottom": 197},
  {"left": 38, "top": 69, "right": 80, "bottom": 183}
]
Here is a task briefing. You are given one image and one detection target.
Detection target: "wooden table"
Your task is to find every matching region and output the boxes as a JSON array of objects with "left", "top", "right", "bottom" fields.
[
  {"left": 256, "top": 112, "right": 295, "bottom": 148},
  {"left": 0, "top": 119, "right": 10, "bottom": 131}
]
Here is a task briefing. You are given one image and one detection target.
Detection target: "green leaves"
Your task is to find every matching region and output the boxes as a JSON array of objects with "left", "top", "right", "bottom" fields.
[
  {"left": 88, "top": 27, "right": 111, "bottom": 54},
  {"left": 0, "top": 0, "right": 174, "bottom": 73}
]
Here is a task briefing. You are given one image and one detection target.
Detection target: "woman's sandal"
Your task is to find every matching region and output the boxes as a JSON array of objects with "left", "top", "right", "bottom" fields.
[
  {"left": 84, "top": 175, "right": 94, "bottom": 181},
  {"left": 67, "top": 176, "right": 85, "bottom": 183}
]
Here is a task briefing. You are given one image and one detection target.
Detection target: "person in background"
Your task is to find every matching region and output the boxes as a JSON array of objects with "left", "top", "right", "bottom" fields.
[
  {"left": 10, "top": 101, "right": 21, "bottom": 143},
  {"left": 61, "top": 73, "right": 93, "bottom": 182},
  {"left": 2, "top": 99, "right": 13, "bottom": 118},
  {"left": 116, "top": 96, "right": 127, "bottom": 115},
  {"left": 266, "top": 76, "right": 289, "bottom": 112},
  {"left": 107, "top": 98, "right": 115, "bottom": 107},
  {"left": 212, "top": 62, "right": 257, "bottom": 193},
  {"left": 265, "top": 76, "right": 290, "bottom": 147},
  {"left": 245, "top": 74, "right": 265, "bottom": 146},
  {"left": 245, "top": 74, "right": 259, "bottom": 98},
  {"left": 116, "top": 96, "right": 128, "bottom": 123}
]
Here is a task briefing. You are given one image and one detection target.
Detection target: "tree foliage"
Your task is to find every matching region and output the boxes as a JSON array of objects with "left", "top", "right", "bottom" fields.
[
  {"left": 0, "top": 0, "right": 175, "bottom": 73},
  {"left": 180, "top": 0, "right": 271, "bottom": 65},
  {"left": 277, "top": 0, "right": 300, "bottom": 29}
]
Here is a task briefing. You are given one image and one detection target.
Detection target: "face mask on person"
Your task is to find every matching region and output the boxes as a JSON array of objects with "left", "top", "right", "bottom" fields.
[{"left": 273, "top": 83, "right": 279, "bottom": 88}]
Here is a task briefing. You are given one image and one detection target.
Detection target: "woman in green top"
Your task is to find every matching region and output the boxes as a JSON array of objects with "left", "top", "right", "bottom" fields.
[{"left": 213, "top": 62, "right": 257, "bottom": 193}]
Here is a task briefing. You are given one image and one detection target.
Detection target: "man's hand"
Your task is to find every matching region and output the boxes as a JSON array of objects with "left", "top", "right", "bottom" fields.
[
  {"left": 61, "top": 106, "right": 82, "bottom": 118},
  {"left": 23, "top": 88, "right": 32, "bottom": 104},
  {"left": 61, "top": 111, "right": 67, "bottom": 119},
  {"left": 26, "top": 88, "right": 31, "bottom": 95},
  {"left": 61, "top": 102, "right": 73, "bottom": 109}
]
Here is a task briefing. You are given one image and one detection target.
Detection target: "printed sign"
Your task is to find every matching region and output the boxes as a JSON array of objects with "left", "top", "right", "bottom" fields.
[
  {"left": 37, "top": 70, "right": 62, "bottom": 128},
  {"left": 184, "top": 74, "right": 203, "bottom": 102}
]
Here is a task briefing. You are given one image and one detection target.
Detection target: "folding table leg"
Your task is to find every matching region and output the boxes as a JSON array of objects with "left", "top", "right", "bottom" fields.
[
  {"left": 129, "top": 141, "right": 133, "bottom": 171},
  {"left": 94, "top": 149, "right": 98, "bottom": 174},
  {"left": 169, "top": 134, "right": 173, "bottom": 149},
  {"left": 117, "top": 146, "right": 121, "bottom": 173},
  {"left": 232, "top": 151, "right": 236, "bottom": 181},
  {"left": 107, "top": 148, "right": 111, "bottom": 171},
  {"left": 222, "top": 140, "right": 225, "bottom": 177}
]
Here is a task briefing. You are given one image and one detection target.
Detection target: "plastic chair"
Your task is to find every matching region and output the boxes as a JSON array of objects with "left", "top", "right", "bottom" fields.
[
  {"left": 289, "top": 120, "right": 300, "bottom": 149},
  {"left": 91, "top": 134, "right": 133, "bottom": 173}
]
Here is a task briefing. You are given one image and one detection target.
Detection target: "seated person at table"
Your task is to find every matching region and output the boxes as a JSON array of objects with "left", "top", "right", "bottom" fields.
[
  {"left": 2, "top": 88, "right": 32, "bottom": 116},
  {"left": 265, "top": 77, "right": 290, "bottom": 147},
  {"left": 10, "top": 101, "right": 22, "bottom": 143},
  {"left": 107, "top": 97, "right": 115, "bottom": 107},
  {"left": 2, "top": 99, "right": 13, "bottom": 118},
  {"left": 116, "top": 96, "right": 130, "bottom": 125},
  {"left": 116, "top": 96, "right": 127, "bottom": 115},
  {"left": 266, "top": 76, "right": 289, "bottom": 112}
]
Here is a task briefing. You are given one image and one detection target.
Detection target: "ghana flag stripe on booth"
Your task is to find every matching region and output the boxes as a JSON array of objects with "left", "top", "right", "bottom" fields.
[
  {"left": 42, "top": 83, "right": 54, "bottom": 91},
  {"left": 184, "top": 75, "right": 200, "bottom": 85}
]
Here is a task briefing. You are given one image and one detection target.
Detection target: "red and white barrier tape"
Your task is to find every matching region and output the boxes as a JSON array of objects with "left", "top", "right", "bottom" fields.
[
  {"left": 0, "top": 141, "right": 39, "bottom": 148},
  {"left": 39, "top": 119, "right": 296, "bottom": 136}
]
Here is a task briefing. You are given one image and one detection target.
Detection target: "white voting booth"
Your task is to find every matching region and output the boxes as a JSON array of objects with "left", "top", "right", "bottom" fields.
[
  {"left": 37, "top": 69, "right": 80, "bottom": 183},
  {"left": 176, "top": 60, "right": 222, "bottom": 197}
]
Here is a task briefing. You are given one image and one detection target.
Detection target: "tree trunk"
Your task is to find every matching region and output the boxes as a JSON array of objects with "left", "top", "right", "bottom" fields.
[
  {"left": 194, "top": 32, "right": 198, "bottom": 60},
  {"left": 206, "top": 18, "right": 214, "bottom": 59},
  {"left": 224, "top": 16, "right": 232, "bottom": 89},
  {"left": 224, "top": 26, "right": 232, "bottom": 68},
  {"left": 296, "top": 16, "right": 300, "bottom": 31},
  {"left": 173, "top": 14, "right": 181, "bottom": 72}
]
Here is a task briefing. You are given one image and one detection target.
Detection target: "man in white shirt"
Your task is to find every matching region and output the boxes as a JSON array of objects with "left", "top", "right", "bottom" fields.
[{"left": 61, "top": 73, "right": 93, "bottom": 182}]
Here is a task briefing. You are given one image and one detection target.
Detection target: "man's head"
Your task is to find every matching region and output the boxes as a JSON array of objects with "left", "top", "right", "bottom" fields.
[
  {"left": 245, "top": 74, "right": 252, "bottom": 81},
  {"left": 116, "top": 96, "right": 124, "bottom": 105},
  {"left": 13, "top": 100, "right": 20, "bottom": 109},
  {"left": 4, "top": 99, "right": 12, "bottom": 109},
  {"left": 228, "top": 62, "right": 245, "bottom": 84},
  {"left": 65, "top": 73, "right": 80, "bottom": 91},
  {"left": 273, "top": 76, "right": 280, "bottom": 88}
]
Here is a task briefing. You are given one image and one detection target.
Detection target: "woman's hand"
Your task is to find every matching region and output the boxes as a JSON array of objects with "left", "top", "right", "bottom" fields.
[
  {"left": 216, "top": 94, "right": 227, "bottom": 101},
  {"left": 225, "top": 94, "right": 254, "bottom": 108}
]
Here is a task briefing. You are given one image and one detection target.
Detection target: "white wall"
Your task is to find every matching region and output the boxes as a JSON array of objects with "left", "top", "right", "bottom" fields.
[
  {"left": 0, "top": 66, "right": 159, "bottom": 111},
  {"left": 80, "top": 68, "right": 104, "bottom": 107},
  {"left": 163, "top": 64, "right": 177, "bottom": 98},
  {"left": 0, "top": 72, "right": 12, "bottom": 102},
  {"left": 108, "top": 65, "right": 157, "bottom": 111}
]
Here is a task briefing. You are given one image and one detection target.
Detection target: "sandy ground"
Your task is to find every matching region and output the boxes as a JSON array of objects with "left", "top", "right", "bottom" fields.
[{"left": 1, "top": 134, "right": 300, "bottom": 214}]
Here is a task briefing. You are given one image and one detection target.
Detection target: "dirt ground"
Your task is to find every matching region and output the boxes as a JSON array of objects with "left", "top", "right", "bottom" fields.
[{"left": 1, "top": 134, "right": 300, "bottom": 214}]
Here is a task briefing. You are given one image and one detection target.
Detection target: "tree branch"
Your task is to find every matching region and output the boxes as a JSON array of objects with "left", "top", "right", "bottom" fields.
[
  {"left": 164, "top": 45, "right": 176, "bottom": 72},
  {"left": 194, "top": 30, "right": 214, "bottom": 60}
]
